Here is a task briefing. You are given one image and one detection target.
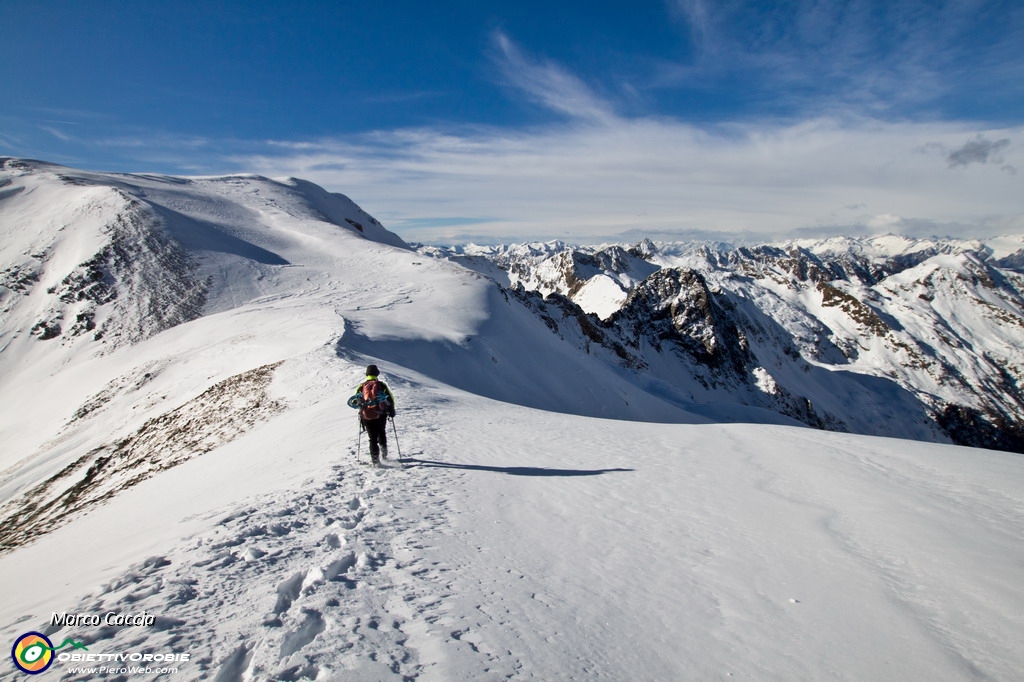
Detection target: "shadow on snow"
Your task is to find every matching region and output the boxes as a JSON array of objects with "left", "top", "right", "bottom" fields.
[{"left": 402, "top": 458, "right": 634, "bottom": 477}]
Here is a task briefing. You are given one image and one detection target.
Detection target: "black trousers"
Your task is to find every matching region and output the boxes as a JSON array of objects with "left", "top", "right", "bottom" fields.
[{"left": 362, "top": 416, "right": 388, "bottom": 460}]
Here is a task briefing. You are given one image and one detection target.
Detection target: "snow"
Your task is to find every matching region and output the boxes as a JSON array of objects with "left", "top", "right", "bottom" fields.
[
  {"left": 1, "top": 159, "right": 1023, "bottom": 681},
  {"left": 981, "top": 234, "right": 1024, "bottom": 259},
  {"left": 752, "top": 366, "right": 779, "bottom": 394},
  {"left": 4, "top": 397, "right": 1022, "bottom": 680}
]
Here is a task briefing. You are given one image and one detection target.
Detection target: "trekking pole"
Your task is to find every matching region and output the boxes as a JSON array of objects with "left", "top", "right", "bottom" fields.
[
  {"left": 356, "top": 418, "right": 363, "bottom": 464},
  {"left": 390, "top": 417, "right": 403, "bottom": 466}
]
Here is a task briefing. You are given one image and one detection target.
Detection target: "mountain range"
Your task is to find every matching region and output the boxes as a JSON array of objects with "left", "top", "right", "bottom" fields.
[{"left": 431, "top": 228, "right": 1024, "bottom": 453}]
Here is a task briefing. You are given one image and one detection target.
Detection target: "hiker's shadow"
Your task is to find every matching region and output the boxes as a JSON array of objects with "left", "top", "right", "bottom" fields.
[{"left": 402, "top": 458, "right": 634, "bottom": 477}]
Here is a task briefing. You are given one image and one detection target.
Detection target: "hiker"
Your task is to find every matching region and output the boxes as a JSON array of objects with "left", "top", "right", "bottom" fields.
[{"left": 353, "top": 365, "right": 396, "bottom": 466}]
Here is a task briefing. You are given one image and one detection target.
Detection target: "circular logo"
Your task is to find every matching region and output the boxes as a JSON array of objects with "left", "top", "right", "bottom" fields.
[{"left": 11, "top": 632, "right": 54, "bottom": 675}]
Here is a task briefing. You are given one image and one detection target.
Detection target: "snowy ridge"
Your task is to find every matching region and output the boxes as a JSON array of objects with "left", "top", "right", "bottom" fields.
[{"left": 1, "top": 159, "right": 1023, "bottom": 681}]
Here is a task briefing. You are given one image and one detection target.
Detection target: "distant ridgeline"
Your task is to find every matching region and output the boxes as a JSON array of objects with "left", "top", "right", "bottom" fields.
[{"left": 425, "top": 237, "right": 1024, "bottom": 453}]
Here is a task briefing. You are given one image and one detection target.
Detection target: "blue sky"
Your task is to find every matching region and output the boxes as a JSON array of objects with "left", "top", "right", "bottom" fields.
[{"left": 2, "top": 0, "right": 1022, "bottom": 244}]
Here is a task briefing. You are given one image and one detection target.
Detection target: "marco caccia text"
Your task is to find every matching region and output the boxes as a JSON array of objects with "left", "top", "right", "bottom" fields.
[{"left": 51, "top": 611, "right": 156, "bottom": 627}]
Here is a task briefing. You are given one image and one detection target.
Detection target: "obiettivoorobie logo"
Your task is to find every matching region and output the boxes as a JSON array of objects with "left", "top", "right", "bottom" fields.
[{"left": 11, "top": 632, "right": 87, "bottom": 675}]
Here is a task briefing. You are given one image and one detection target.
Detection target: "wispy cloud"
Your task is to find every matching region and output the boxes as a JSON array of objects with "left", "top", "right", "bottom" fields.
[
  {"left": 490, "top": 30, "right": 618, "bottom": 125},
  {"left": 669, "top": 0, "right": 711, "bottom": 51},
  {"left": 39, "top": 126, "right": 74, "bottom": 142},
  {"left": 662, "top": 0, "right": 1024, "bottom": 120},
  {"left": 358, "top": 89, "right": 448, "bottom": 106}
]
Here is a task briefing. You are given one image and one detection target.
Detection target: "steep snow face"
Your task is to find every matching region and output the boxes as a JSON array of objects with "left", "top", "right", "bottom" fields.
[{"left": 427, "top": 236, "right": 1024, "bottom": 452}]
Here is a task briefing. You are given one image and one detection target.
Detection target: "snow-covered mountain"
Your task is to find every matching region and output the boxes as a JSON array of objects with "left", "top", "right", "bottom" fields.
[
  {"left": 1, "top": 158, "right": 1023, "bottom": 681},
  {"left": 425, "top": 235, "right": 1024, "bottom": 453}
]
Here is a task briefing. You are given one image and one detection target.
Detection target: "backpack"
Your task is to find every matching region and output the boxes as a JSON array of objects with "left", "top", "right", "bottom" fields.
[{"left": 357, "top": 379, "right": 391, "bottom": 420}]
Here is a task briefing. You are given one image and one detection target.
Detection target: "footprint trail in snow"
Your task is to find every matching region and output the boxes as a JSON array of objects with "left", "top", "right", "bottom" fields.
[{"left": 43, "top": 404, "right": 509, "bottom": 681}]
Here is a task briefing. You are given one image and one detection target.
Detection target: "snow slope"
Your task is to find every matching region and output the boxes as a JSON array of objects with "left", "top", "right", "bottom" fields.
[
  {"left": 1, "top": 159, "right": 1022, "bottom": 681},
  {"left": 3, "top": 384, "right": 1022, "bottom": 681}
]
